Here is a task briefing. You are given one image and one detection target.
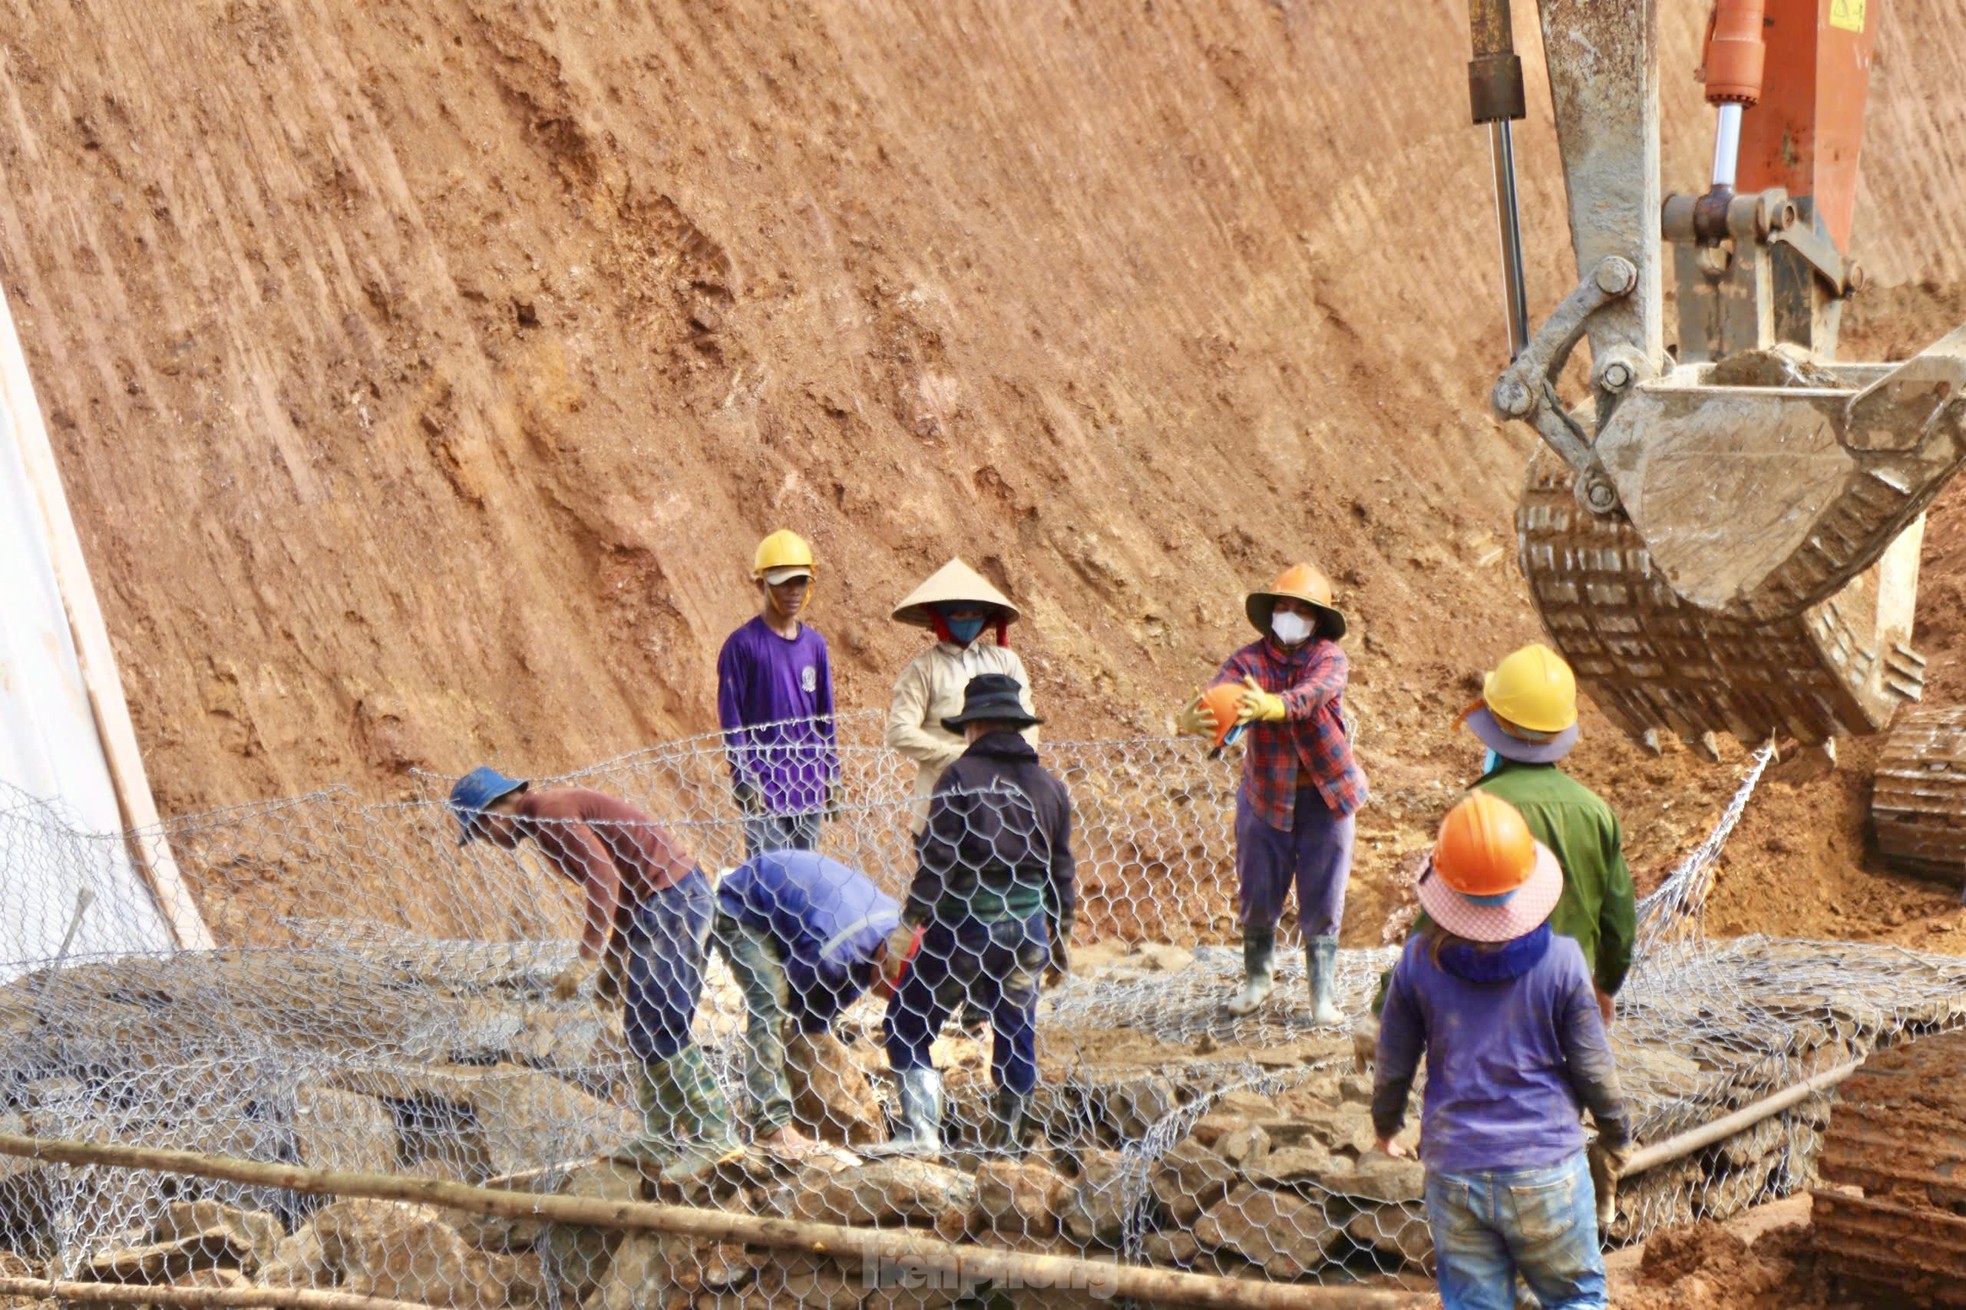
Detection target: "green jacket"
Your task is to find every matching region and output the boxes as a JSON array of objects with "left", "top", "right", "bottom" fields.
[{"left": 1375, "top": 759, "right": 1637, "bottom": 1010}]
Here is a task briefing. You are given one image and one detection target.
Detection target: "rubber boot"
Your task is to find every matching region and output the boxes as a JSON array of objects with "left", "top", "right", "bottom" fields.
[
  {"left": 982, "top": 1086, "right": 1030, "bottom": 1156},
  {"left": 889, "top": 1068, "right": 945, "bottom": 1155},
  {"left": 617, "top": 1049, "right": 743, "bottom": 1184},
  {"left": 1308, "top": 935, "right": 1343, "bottom": 1025},
  {"left": 1225, "top": 926, "right": 1276, "bottom": 1016}
]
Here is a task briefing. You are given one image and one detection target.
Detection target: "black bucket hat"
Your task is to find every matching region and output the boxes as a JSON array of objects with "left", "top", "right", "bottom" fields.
[{"left": 940, "top": 672, "right": 1044, "bottom": 733}]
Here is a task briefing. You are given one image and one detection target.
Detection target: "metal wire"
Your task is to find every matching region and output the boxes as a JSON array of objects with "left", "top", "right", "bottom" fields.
[{"left": 0, "top": 720, "right": 1952, "bottom": 1302}]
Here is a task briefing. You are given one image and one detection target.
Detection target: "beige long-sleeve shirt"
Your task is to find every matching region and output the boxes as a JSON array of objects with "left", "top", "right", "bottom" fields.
[{"left": 886, "top": 641, "right": 1036, "bottom": 831}]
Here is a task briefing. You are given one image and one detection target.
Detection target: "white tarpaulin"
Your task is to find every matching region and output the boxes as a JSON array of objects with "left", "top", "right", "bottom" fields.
[{"left": 0, "top": 282, "right": 205, "bottom": 964}]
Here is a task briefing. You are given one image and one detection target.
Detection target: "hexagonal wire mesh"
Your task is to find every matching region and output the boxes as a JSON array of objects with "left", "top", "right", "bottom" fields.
[{"left": 0, "top": 715, "right": 1958, "bottom": 1308}]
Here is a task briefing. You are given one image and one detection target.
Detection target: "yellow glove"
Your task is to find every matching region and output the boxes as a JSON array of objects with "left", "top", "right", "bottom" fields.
[
  {"left": 1236, "top": 674, "right": 1288, "bottom": 724},
  {"left": 1175, "top": 688, "right": 1218, "bottom": 739}
]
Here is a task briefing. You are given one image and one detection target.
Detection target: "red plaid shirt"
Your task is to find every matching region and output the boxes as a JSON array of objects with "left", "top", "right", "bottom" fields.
[{"left": 1212, "top": 637, "right": 1368, "bottom": 830}]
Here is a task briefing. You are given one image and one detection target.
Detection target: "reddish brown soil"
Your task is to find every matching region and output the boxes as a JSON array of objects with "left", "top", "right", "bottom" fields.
[
  {"left": 1615, "top": 1222, "right": 1833, "bottom": 1310},
  {"left": 0, "top": 1, "right": 1961, "bottom": 962}
]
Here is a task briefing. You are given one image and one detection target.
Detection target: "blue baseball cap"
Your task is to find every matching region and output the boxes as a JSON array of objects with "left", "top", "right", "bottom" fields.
[{"left": 449, "top": 766, "right": 528, "bottom": 846}]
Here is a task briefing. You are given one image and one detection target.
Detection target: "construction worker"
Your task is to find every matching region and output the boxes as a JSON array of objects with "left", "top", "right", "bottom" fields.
[
  {"left": 448, "top": 767, "right": 743, "bottom": 1184},
  {"left": 1176, "top": 564, "right": 1367, "bottom": 1023},
  {"left": 1361, "top": 642, "right": 1635, "bottom": 1060},
  {"left": 886, "top": 558, "right": 1037, "bottom": 835},
  {"left": 1373, "top": 792, "right": 1629, "bottom": 1310},
  {"left": 717, "top": 531, "right": 839, "bottom": 857},
  {"left": 709, "top": 849, "right": 914, "bottom": 1150},
  {"left": 881, "top": 673, "right": 1076, "bottom": 1155}
]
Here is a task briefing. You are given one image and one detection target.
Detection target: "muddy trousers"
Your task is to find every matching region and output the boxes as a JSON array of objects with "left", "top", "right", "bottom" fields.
[
  {"left": 621, "top": 870, "right": 714, "bottom": 1064},
  {"left": 709, "top": 912, "right": 863, "bottom": 1134},
  {"left": 883, "top": 915, "right": 1048, "bottom": 1096},
  {"left": 1234, "top": 787, "right": 1354, "bottom": 940},
  {"left": 1423, "top": 1152, "right": 1607, "bottom": 1310}
]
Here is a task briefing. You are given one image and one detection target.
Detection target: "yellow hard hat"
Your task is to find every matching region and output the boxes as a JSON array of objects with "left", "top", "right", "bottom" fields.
[
  {"left": 752, "top": 530, "right": 816, "bottom": 580},
  {"left": 1481, "top": 643, "right": 1578, "bottom": 735}
]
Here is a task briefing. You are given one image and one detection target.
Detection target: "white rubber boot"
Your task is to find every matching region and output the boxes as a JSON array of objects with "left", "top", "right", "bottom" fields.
[{"left": 1225, "top": 927, "right": 1276, "bottom": 1017}]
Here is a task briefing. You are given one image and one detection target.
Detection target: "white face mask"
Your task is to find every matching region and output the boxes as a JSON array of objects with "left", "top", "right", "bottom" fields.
[{"left": 1270, "top": 610, "right": 1315, "bottom": 645}]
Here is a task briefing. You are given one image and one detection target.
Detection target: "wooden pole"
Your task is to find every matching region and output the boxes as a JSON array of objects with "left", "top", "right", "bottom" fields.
[
  {"left": 0, "top": 1133, "right": 1426, "bottom": 1310},
  {"left": 0, "top": 282, "right": 213, "bottom": 952},
  {"left": 1622, "top": 1057, "right": 1862, "bottom": 1177},
  {"left": 0, "top": 1276, "right": 439, "bottom": 1310}
]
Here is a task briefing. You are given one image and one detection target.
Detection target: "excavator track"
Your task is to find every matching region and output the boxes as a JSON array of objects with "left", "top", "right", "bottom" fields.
[
  {"left": 1812, "top": 1028, "right": 1966, "bottom": 1307},
  {"left": 1872, "top": 705, "right": 1966, "bottom": 887},
  {"left": 1517, "top": 450, "right": 1926, "bottom": 747}
]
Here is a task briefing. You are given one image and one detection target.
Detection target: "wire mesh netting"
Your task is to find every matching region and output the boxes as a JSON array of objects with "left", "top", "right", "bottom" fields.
[{"left": 0, "top": 713, "right": 1959, "bottom": 1308}]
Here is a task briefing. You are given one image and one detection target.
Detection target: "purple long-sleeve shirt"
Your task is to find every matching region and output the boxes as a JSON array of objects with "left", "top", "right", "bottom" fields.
[
  {"left": 1373, "top": 930, "right": 1628, "bottom": 1174},
  {"left": 716, "top": 616, "right": 839, "bottom": 815}
]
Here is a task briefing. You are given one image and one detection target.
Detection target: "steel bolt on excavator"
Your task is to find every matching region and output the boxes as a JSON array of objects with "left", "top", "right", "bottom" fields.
[{"left": 1473, "top": 0, "right": 1960, "bottom": 753}]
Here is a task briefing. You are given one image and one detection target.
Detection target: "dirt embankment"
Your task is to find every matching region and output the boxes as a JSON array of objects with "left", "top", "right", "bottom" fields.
[{"left": 0, "top": 2, "right": 1962, "bottom": 950}]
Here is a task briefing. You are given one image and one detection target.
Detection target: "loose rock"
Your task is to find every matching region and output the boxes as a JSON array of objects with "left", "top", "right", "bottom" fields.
[
  {"left": 1194, "top": 1184, "right": 1346, "bottom": 1279},
  {"left": 1147, "top": 1139, "right": 1234, "bottom": 1225},
  {"left": 1336, "top": 1154, "right": 1426, "bottom": 1204},
  {"left": 972, "top": 1160, "right": 1065, "bottom": 1239},
  {"left": 793, "top": 1159, "right": 977, "bottom": 1232},
  {"left": 1059, "top": 1148, "right": 1138, "bottom": 1249},
  {"left": 786, "top": 1032, "right": 884, "bottom": 1145},
  {"left": 1344, "top": 1202, "right": 1433, "bottom": 1269}
]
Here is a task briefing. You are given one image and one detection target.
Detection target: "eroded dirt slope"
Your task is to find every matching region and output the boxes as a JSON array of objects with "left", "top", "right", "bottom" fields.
[{"left": 0, "top": 1, "right": 1962, "bottom": 947}]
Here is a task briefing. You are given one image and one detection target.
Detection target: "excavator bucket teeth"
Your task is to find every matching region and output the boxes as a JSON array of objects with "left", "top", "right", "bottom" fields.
[
  {"left": 1593, "top": 329, "right": 1966, "bottom": 623},
  {"left": 1872, "top": 705, "right": 1966, "bottom": 888},
  {"left": 1517, "top": 449, "right": 1925, "bottom": 747}
]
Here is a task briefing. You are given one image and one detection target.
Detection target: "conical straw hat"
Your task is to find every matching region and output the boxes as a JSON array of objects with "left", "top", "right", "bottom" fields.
[{"left": 891, "top": 559, "right": 1021, "bottom": 628}]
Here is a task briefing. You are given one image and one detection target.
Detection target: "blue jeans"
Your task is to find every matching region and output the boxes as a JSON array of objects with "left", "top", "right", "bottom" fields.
[
  {"left": 883, "top": 914, "right": 1048, "bottom": 1095},
  {"left": 1423, "top": 1152, "right": 1606, "bottom": 1310},
  {"left": 621, "top": 870, "right": 713, "bottom": 1063}
]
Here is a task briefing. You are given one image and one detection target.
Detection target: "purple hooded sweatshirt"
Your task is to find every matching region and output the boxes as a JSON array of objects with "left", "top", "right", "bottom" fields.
[
  {"left": 716, "top": 616, "right": 839, "bottom": 815},
  {"left": 1373, "top": 926, "right": 1629, "bottom": 1175}
]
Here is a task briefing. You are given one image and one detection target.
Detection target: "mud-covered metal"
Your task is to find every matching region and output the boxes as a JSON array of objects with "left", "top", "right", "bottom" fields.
[
  {"left": 1812, "top": 1028, "right": 1966, "bottom": 1307},
  {"left": 1517, "top": 449, "right": 1924, "bottom": 746},
  {"left": 1872, "top": 704, "right": 1966, "bottom": 886}
]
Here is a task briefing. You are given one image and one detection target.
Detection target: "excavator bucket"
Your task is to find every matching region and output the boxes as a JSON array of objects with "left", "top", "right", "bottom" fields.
[
  {"left": 1482, "top": 0, "right": 1954, "bottom": 749},
  {"left": 1518, "top": 447, "right": 1925, "bottom": 746}
]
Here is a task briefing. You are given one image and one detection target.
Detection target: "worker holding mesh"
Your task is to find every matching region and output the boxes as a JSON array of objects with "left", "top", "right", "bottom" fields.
[
  {"left": 880, "top": 673, "right": 1076, "bottom": 1155},
  {"left": 448, "top": 768, "right": 743, "bottom": 1186},
  {"left": 1175, "top": 563, "right": 1367, "bottom": 1022},
  {"left": 1373, "top": 791, "right": 1629, "bottom": 1309},
  {"left": 709, "top": 848, "right": 915, "bottom": 1151}
]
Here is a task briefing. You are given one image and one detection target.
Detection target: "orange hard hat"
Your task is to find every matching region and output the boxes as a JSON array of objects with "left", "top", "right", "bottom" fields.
[
  {"left": 1246, "top": 563, "right": 1347, "bottom": 639},
  {"left": 1431, "top": 792, "right": 1538, "bottom": 898},
  {"left": 1200, "top": 684, "right": 1248, "bottom": 755}
]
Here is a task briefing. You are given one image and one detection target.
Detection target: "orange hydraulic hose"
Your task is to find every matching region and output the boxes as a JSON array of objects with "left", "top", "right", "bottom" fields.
[{"left": 1705, "top": 0, "right": 1769, "bottom": 104}]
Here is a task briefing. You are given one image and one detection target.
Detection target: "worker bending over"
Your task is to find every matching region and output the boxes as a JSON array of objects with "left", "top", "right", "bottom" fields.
[
  {"left": 711, "top": 849, "right": 914, "bottom": 1150},
  {"left": 1178, "top": 564, "right": 1367, "bottom": 1022},
  {"left": 450, "top": 768, "right": 743, "bottom": 1184},
  {"left": 882, "top": 673, "right": 1076, "bottom": 1154}
]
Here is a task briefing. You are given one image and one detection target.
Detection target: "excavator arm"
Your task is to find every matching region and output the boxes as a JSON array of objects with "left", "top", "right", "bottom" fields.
[{"left": 1477, "top": 0, "right": 1956, "bottom": 748}]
